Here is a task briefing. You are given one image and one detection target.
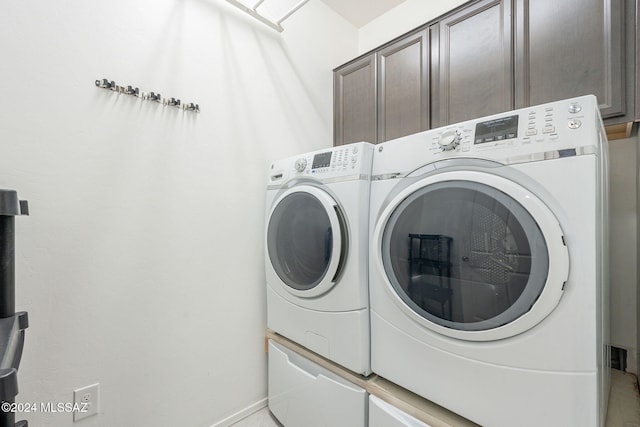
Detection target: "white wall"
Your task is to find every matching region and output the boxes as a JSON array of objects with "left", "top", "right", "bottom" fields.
[
  {"left": 609, "top": 136, "right": 638, "bottom": 373},
  {"left": 357, "top": 0, "right": 468, "bottom": 53},
  {"left": 0, "top": 0, "right": 357, "bottom": 426}
]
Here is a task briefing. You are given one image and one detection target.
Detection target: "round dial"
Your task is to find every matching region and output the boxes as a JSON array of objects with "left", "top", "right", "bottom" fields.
[
  {"left": 567, "top": 119, "right": 582, "bottom": 129},
  {"left": 294, "top": 158, "right": 307, "bottom": 172},
  {"left": 438, "top": 129, "right": 461, "bottom": 151},
  {"left": 568, "top": 102, "right": 582, "bottom": 113}
]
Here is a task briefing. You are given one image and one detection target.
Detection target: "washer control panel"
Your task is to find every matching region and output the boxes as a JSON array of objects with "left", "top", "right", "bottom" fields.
[
  {"left": 439, "top": 129, "right": 463, "bottom": 151},
  {"left": 373, "top": 95, "right": 601, "bottom": 175},
  {"left": 475, "top": 115, "right": 519, "bottom": 144},
  {"left": 419, "top": 96, "right": 598, "bottom": 157}
]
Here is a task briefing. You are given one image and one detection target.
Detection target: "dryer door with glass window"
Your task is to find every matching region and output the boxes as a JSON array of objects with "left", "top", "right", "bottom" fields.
[
  {"left": 373, "top": 170, "right": 568, "bottom": 341},
  {"left": 267, "top": 185, "right": 347, "bottom": 298}
]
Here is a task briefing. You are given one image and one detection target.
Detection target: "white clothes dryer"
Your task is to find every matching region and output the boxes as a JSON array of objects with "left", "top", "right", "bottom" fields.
[
  {"left": 369, "top": 95, "right": 610, "bottom": 426},
  {"left": 266, "top": 142, "right": 374, "bottom": 375}
]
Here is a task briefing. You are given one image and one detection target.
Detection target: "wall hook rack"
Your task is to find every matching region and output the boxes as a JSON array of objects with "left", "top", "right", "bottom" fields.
[{"left": 94, "top": 79, "right": 200, "bottom": 113}]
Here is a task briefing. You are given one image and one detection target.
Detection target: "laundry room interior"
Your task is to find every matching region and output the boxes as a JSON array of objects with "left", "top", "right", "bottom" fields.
[{"left": 0, "top": 0, "right": 638, "bottom": 426}]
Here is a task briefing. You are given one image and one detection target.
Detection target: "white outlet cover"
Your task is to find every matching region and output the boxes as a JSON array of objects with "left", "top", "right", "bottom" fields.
[{"left": 73, "top": 383, "right": 99, "bottom": 422}]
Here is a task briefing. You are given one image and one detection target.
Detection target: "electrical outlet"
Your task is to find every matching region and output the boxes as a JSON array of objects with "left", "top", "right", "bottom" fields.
[{"left": 73, "top": 383, "right": 99, "bottom": 422}]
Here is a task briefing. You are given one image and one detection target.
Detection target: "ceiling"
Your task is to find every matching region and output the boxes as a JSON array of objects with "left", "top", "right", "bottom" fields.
[
  {"left": 320, "top": 0, "right": 406, "bottom": 28},
  {"left": 226, "top": 0, "right": 406, "bottom": 31}
]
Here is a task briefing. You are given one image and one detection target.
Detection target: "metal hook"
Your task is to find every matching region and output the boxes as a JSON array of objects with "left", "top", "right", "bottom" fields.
[
  {"left": 95, "top": 79, "right": 111, "bottom": 89},
  {"left": 124, "top": 86, "right": 139, "bottom": 96},
  {"left": 166, "top": 98, "right": 181, "bottom": 107},
  {"left": 147, "top": 92, "right": 161, "bottom": 102},
  {"left": 184, "top": 103, "right": 200, "bottom": 112}
]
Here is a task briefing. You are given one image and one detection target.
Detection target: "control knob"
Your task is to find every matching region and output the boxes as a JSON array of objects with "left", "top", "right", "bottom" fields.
[
  {"left": 294, "top": 158, "right": 307, "bottom": 172},
  {"left": 438, "top": 129, "right": 462, "bottom": 151},
  {"left": 568, "top": 102, "right": 582, "bottom": 114}
]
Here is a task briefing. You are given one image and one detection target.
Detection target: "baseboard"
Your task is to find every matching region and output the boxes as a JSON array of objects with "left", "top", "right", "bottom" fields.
[{"left": 211, "top": 398, "right": 268, "bottom": 427}]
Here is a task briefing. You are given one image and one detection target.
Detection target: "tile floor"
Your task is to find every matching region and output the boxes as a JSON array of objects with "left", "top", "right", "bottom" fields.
[
  {"left": 232, "top": 407, "right": 281, "bottom": 427},
  {"left": 607, "top": 369, "right": 640, "bottom": 427}
]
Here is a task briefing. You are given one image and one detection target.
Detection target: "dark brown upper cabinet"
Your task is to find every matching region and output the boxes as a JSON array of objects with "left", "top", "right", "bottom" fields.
[
  {"left": 514, "top": 0, "right": 626, "bottom": 121},
  {"left": 434, "top": 0, "right": 513, "bottom": 127},
  {"left": 333, "top": 0, "right": 636, "bottom": 145},
  {"left": 334, "top": 54, "right": 377, "bottom": 146},
  {"left": 377, "top": 29, "right": 430, "bottom": 142}
]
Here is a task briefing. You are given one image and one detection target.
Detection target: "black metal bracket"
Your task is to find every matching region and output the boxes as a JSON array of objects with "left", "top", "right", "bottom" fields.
[{"left": 0, "top": 191, "right": 29, "bottom": 427}]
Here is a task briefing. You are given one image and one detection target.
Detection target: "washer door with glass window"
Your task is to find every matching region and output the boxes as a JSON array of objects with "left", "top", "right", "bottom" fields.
[
  {"left": 373, "top": 170, "right": 569, "bottom": 341},
  {"left": 267, "top": 185, "right": 347, "bottom": 298}
]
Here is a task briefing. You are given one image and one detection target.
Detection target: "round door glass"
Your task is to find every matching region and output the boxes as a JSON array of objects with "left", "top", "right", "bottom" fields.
[
  {"left": 382, "top": 180, "right": 550, "bottom": 331},
  {"left": 268, "top": 192, "right": 334, "bottom": 291}
]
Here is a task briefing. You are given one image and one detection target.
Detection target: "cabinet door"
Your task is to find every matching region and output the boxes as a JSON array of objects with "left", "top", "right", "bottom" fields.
[
  {"left": 436, "top": 0, "right": 513, "bottom": 126},
  {"left": 377, "top": 29, "right": 430, "bottom": 143},
  {"left": 515, "top": 0, "right": 624, "bottom": 119},
  {"left": 334, "top": 55, "right": 376, "bottom": 146},
  {"left": 636, "top": 0, "right": 640, "bottom": 122}
]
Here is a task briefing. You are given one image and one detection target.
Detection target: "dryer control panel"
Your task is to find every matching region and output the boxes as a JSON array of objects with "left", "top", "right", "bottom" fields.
[
  {"left": 291, "top": 142, "right": 373, "bottom": 176},
  {"left": 268, "top": 141, "right": 374, "bottom": 186},
  {"left": 307, "top": 145, "right": 359, "bottom": 174}
]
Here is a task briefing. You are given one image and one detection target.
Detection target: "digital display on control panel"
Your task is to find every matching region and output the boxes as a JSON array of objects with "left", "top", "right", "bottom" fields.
[
  {"left": 312, "top": 152, "right": 332, "bottom": 169},
  {"left": 474, "top": 115, "right": 519, "bottom": 144}
]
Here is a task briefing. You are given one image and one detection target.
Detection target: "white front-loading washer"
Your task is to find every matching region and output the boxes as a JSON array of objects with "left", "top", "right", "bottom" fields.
[
  {"left": 265, "top": 142, "right": 374, "bottom": 375},
  {"left": 369, "top": 95, "right": 610, "bottom": 426}
]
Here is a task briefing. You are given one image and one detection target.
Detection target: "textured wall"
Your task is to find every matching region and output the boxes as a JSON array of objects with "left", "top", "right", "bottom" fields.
[{"left": 0, "top": 0, "right": 357, "bottom": 425}]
